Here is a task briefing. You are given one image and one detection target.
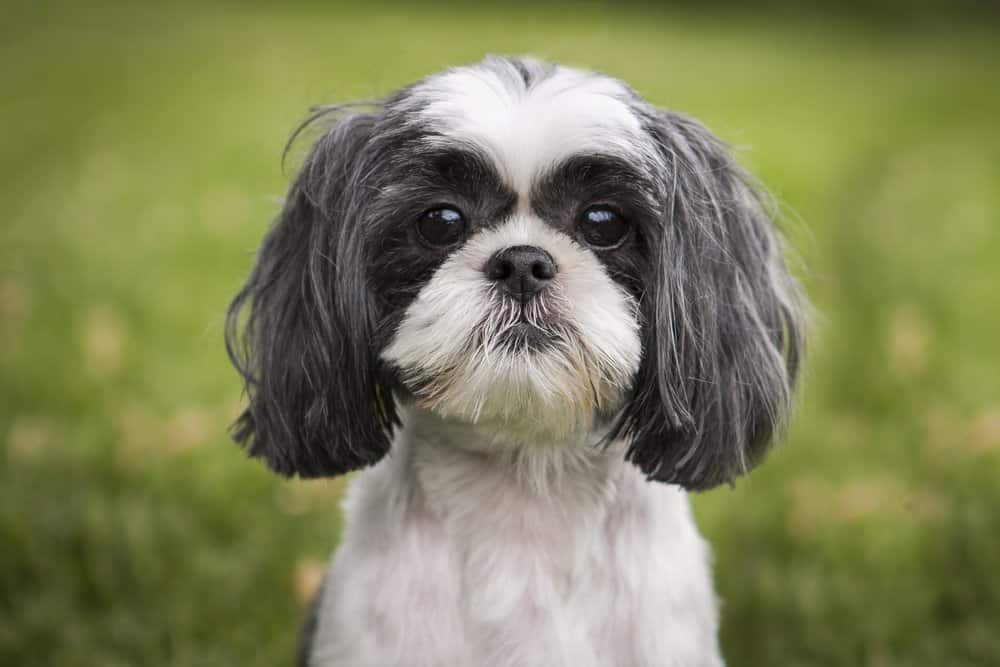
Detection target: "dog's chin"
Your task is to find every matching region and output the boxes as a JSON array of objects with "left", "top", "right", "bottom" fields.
[{"left": 401, "top": 334, "right": 626, "bottom": 446}]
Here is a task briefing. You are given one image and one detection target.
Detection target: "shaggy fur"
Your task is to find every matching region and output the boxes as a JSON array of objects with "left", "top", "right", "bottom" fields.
[{"left": 226, "top": 56, "right": 806, "bottom": 666}]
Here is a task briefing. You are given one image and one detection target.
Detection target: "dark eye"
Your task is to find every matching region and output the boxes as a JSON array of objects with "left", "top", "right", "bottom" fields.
[
  {"left": 578, "top": 206, "right": 629, "bottom": 248},
  {"left": 416, "top": 206, "right": 467, "bottom": 247}
]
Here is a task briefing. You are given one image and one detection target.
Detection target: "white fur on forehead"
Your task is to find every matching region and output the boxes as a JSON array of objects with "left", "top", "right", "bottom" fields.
[{"left": 410, "top": 59, "right": 648, "bottom": 194}]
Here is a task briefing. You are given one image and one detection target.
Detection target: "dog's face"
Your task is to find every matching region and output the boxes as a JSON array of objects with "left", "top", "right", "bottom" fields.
[
  {"left": 377, "top": 64, "right": 655, "bottom": 446},
  {"left": 226, "top": 57, "right": 805, "bottom": 490}
]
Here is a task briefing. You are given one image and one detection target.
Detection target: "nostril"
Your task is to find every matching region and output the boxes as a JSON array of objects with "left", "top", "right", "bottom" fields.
[
  {"left": 531, "top": 260, "right": 554, "bottom": 281},
  {"left": 486, "top": 258, "right": 514, "bottom": 281}
]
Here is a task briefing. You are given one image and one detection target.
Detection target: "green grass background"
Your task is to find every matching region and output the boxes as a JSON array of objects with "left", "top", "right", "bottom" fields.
[{"left": 2, "top": 1, "right": 999, "bottom": 665}]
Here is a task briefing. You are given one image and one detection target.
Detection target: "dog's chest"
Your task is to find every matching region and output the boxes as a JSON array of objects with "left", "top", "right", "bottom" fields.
[
  {"left": 310, "top": 441, "right": 723, "bottom": 666},
  {"left": 441, "top": 481, "right": 634, "bottom": 664}
]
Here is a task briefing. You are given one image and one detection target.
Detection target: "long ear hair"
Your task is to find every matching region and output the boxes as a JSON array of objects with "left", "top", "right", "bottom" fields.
[
  {"left": 615, "top": 110, "right": 806, "bottom": 491},
  {"left": 225, "top": 108, "right": 398, "bottom": 477}
]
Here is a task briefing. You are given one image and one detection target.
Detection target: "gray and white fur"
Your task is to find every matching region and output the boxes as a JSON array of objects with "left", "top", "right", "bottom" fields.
[{"left": 226, "top": 56, "right": 806, "bottom": 666}]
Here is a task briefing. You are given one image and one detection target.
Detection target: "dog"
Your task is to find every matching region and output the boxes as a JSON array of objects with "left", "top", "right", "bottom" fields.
[{"left": 226, "top": 56, "right": 805, "bottom": 666}]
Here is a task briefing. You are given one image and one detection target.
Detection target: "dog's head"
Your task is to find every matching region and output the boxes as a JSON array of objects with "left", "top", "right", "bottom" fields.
[{"left": 226, "top": 57, "right": 805, "bottom": 490}]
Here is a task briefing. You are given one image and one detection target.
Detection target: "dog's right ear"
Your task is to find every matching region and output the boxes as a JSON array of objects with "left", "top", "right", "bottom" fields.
[{"left": 225, "top": 109, "right": 397, "bottom": 477}]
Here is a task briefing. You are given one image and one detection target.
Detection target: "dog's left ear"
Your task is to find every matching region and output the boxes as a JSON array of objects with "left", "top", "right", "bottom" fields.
[{"left": 616, "top": 110, "right": 806, "bottom": 491}]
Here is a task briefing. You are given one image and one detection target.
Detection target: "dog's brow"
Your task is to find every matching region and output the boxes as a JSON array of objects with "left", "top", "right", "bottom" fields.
[
  {"left": 530, "top": 153, "right": 656, "bottom": 212},
  {"left": 546, "top": 153, "right": 651, "bottom": 185},
  {"left": 424, "top": 146, "right": 502, "bottom": 184}
]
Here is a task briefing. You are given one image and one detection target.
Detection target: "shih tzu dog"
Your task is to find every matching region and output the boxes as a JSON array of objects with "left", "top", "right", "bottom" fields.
[{"left": 226, "top": 56, "right": 805, "bottom": 666}]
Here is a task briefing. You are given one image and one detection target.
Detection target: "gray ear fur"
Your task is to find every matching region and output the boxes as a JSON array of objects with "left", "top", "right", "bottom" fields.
[
  {"left": 616, "top": 111, "right": 806, "bottom": 491},
  {"left": 225, "top": 110, "right": 398, "bottom": 477}
]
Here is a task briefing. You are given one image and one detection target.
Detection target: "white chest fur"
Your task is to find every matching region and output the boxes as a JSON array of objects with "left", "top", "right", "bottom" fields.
[{"left": 310, "top": 411, "right": 724, "bottom": 667}]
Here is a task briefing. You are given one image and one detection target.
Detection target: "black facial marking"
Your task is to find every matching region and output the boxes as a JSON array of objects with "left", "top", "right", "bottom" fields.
[
  {"left": 531, "top": 153, "right": 660, "bottom": 299},
  {"left": 364, "top": 138, "right": 517, "bottom": 349}
]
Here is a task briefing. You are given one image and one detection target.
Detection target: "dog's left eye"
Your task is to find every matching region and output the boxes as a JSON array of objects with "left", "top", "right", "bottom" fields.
[
  {"left": 578, "top": 206, "right": 629, "bottom": 248},
  {"left": 416, "top": 206, "right": 467, "bottom": 247}
]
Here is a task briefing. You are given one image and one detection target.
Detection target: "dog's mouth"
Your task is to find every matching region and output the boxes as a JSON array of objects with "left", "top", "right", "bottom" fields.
[
  {"left": 496, "top": 321, "right": 553, "bottom": 352},
  {"left": 487, "top": 296, "right": 570, "bottom": 354}
]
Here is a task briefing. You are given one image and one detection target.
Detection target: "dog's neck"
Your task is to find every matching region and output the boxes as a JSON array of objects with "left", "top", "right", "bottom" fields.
[{"left": 387, "top": 406, "right": 636, "bottom": 530}]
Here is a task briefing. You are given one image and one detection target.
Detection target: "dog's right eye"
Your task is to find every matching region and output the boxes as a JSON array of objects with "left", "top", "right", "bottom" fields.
[{"left": 416, "top": 206, "right": 467, "bottom": 247}]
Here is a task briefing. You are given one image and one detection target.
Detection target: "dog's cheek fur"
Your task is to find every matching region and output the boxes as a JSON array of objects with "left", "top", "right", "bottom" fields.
[{"left": 612, "top": 109, "right": 807, "bottom": 491}]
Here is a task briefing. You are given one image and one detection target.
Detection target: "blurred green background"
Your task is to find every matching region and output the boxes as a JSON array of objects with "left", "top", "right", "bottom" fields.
[{"left": 2, "top": 1, "right": 999, "bottom": 665}]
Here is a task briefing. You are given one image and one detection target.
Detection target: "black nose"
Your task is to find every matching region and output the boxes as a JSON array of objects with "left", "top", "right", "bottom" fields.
[{"left": 484, "top": 245, "right": 557, "bottom": 301}]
